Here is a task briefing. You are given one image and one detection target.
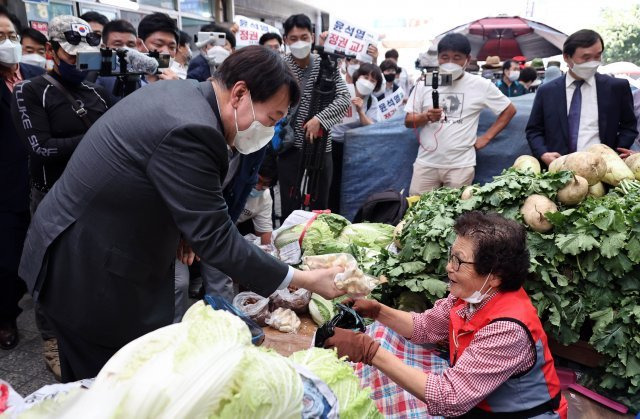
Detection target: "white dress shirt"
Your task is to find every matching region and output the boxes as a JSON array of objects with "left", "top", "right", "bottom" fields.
[{"left": 566, "top": 71, "right": 600, "bottom": 150}]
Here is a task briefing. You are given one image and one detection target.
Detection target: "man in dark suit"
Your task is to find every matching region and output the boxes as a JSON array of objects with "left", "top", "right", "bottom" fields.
[
  {"left": 0, "top": 7, "right": 45, "bottom": 350},
  {"left": 19, "top": 46, "right": 343, "bottom": 381},
  {"left": 526, "top": 29, "right": 637, "bottom": 166}
]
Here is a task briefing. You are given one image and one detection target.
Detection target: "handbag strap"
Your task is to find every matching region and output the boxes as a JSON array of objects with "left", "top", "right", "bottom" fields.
[{"left": 42, "top": 74, "right": 92, "bottom": 129}]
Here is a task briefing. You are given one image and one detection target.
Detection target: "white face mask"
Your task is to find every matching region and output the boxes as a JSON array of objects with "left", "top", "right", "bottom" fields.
[
  {"left": 508, "top": 70, "right": 520, "bottom": 82},
  {"left": 289, "top": 40, "right": 311, "bottom": 59},
  {"left": 461, "top": 272, "right": 493, "bottom": 305},
  {"left": 347, "top": 63, "right": 360, "bottom": 77},
  {"left": 439, "top": 61, "right": 465, "bottom": 80},
  {"left": 571, "top": 60, "right": 600, "bottom": 80},
  {"left": 21, "top": 53, "right": 47, "bottom": 68},
  {"left": 207, "top": 45, "right": 230, "bottom": 66},
  {"left": 356, "top": 78, "right": 375, "bottom": 96},
  {"left": 233, "top": 92, "right": 275, "bottom": 155},
  {"left": 0, "top": 39, "right": 22, "bottom": 65}
]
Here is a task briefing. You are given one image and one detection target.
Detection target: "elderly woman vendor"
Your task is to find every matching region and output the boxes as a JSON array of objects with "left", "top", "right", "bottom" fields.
[{"left": 325, "top": 211, "right": 568, "bottom": 418}]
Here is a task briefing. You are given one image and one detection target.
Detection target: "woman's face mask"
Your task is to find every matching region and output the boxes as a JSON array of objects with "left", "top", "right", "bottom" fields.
[{"left": 233, "top": 91, "right": 275, "bottom": 155}]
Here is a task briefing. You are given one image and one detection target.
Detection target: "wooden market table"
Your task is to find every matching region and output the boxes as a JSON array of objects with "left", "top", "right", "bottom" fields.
[{"left": 262, "top": 314, "right": 317, "bottom": 357}]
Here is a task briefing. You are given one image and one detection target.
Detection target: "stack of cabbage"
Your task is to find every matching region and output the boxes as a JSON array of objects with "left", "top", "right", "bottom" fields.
[{"left": 19, "top": 302, "right": 380, "bottom": 418}]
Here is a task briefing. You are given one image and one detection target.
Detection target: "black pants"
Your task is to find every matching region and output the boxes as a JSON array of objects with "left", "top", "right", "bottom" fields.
[
  {"left": 277, "top": 148, "right": 333, "bottom": 220},
  {"left": 328, "top": 141, "right": 344, "bottom": 214},
  {"left": 0, "top": 211, "right": 29, "bottom": 323}
]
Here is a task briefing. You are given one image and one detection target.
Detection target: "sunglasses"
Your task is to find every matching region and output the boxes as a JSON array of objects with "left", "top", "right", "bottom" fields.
[{"left": 62, "top": 30, "right": 101, "bottom": 47}]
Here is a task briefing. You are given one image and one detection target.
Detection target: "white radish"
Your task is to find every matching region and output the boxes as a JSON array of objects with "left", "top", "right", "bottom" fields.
[
  {"left": 557, "top": 175, "right": 589, "bottom": 205},
  {"left": 520, "top": 195, "right": 558, "bottom": 233},
  {"left": 512, "top": 155, "right": 541, "bottom": 174},
  {"left": 548, "top": 155, "right": 568, "bottom": 173},
  {"left": 588, "top": 182, "right": 606, "bottom": 198},
  {"left": 461, "top": 186, "right": 475, "bottom": 200},
  {"left": 563, "top": 152, "right": 606, "bottom": 185},
  {"left": 624, "top": 153, "right": 640, "bottom": 181}
]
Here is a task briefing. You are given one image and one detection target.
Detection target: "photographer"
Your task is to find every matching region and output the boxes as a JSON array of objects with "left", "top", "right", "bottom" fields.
[
  {"left": 10, "top": 15, "right": 111, "bottom": 379},
  {"left": 405, "top": 33, "right": 515, "bottom": 194},
  {"left": 187, "top": 23, "right": 235, "bottom": 82},
  {"left": 278, "top": 13, "right": 351, "bottom": 218},
  {"left": 102, "top": 19, "right": 136, "bottom": 49}
]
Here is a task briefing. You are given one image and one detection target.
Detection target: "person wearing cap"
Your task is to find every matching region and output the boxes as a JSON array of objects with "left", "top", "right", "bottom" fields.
[
  {"left": 0, "top": 5, "right": 45, "bottom": 353},
  {"left": 10, "top": 15, "right": 112, "bottom": 380},
  {"left": 481, "top": 55, "right": 501, "bottom": 81},
  {"left": 496, "top": 59, "right": 527, "bottom": 98},
  {"left": 526, "top": 29, "right": 637, "bottom": 167},
  {"left": 512, "top": 55, "right": 527, "bottom": 69},
  {"left": 187, "top": 23, "right": 236, "bottom": 82}
]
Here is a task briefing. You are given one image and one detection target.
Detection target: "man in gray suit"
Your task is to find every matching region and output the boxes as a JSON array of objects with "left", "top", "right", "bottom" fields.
[{"left": 19, "top": 46, "right": 343, "bottom": 381}]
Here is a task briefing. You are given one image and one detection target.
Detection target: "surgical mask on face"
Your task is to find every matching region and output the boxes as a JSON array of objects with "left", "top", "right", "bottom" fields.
[
  {"left": 571, "top": 60, "right": 600, "bottom": 80},
  {"left": 383, "top": 73, "right": 396, "bottom": 83},
  {"left": 57, "top": 56, "right": 88, "bottom": 84},
  {"left": 168, "top": 58, "right": 187, "bottom": 79},
  {"left": 234, "top": 92, "right": 275, "bottom": 155},
  {"left": 439, "top": 62, "right": 465, "bottom": 80},
  {"left": 347, "top": 63, "right": 360, "bottom": 77},
  {"left": 21, "top": 53, "right": 47, "bottom": 68},
  {"left": 249, "top": 188, "right": 263, "bottom": 198},
  {"left": 461, "top": 272, "right": 493, "bottom": 305},
  {"left": 206, "top": 45, "right": 230, "bottom": 66},
  {"left": 508, "top": 70, "right": 520, "bottom": 82},
  {"left": 356, "top": 78, "right": 375, "bottom": 96},
  {"left": 0, "top": 39, "right": 22, "bottom": 65},
  {"left": 289, "top": 40, "right": 311, "bottom": 59}
]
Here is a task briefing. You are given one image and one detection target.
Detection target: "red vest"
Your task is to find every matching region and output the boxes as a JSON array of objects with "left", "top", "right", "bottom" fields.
[{"left": 449, "top": 288, "right": 568, "bottom": 418}]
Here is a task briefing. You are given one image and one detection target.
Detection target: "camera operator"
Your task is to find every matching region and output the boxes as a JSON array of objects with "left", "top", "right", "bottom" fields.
[
  {"left": 10, "top": 15, "right": 111, "bottom": 379},
  {"left": 187, "top": 23, "right": 235, "bottom": 82},
  {"left": 278, "top": 14, "right": 351, "bottom": 219},
  {"left": 405, "top": 33, "right": 515, "bottom": 194},
  {"left": 102, "top": 19, "right": 136, "bottom": 50}
]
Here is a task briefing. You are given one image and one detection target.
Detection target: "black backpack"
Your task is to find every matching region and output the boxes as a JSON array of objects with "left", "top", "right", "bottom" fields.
[{"left": 353, "top": 190, "right": 408, "bottom": 226}]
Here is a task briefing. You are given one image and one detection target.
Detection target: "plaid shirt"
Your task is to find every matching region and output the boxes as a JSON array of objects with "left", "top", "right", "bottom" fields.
[{"left": 410, "top": 293, "right": 536, "bottom": 417}]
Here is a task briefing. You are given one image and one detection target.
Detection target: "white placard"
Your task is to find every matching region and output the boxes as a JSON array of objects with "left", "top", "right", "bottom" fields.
[
  {"left": 324, "top": 17, "right": 377, "bottom": 59},
  {"left": 378, "top": 87, "right": 405, "bottom": 120},
  {"left": 233, "top": 15, "right": 280, "bottom": 48}
]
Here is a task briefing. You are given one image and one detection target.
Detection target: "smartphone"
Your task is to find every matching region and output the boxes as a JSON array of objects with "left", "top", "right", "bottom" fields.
[
  {"left": 196, "top": 31, "right": 226, "bottom": 47},
  {"left": 76, "top": 51, "right": 103, "bottom": 71},
  {"left": 154, "top": 52, "right": 171, "bottom": 69}
]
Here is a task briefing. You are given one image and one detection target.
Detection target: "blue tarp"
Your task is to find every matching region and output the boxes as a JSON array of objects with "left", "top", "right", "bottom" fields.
[{"left": 340, "top": 95, "right": 536, "bottom": 221}]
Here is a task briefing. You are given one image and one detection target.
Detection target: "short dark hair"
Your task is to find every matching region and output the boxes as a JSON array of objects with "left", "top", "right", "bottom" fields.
[
  {"left": 21, "top": 27, "right": 47, "bottom": 46},
  {"left": 453, "top": 211, "right": 530, "bottom": 291},
  {"left": 384, "top": 49, "right": 399, "bottom": 60},
  {"left": 353, "top": 63, "right": 383, "bottom": 92},
  {"left": 0, "top": 5, "right": 22, "bottom": 33},
  {"left": 259, "top": 32, "right": 282, "bottom": 46},
  {"left": 437, "top": 33, "right": 471, "bottom": 56},
  {"left": 283, "top": 14, "right": 312, "bottom": 36},
  {"left": 259, "top": 148, "right": 278, "bottom": 181},
  {"left": 379, "top": 58, "right": 398, "bottom": 73},
  {"left": 214, "top": 45, "right": 300, "bottom": 106},
  {"left": 200, "top": 23, "right": 236, "bottom": 49},
  {"left": 102, "top": 19, "right": 136, "bottom": 44},
  {"left": 563, "top": 29, "right": 605, "bottom": 57},
  {"left": 80, "top": 11, "right": 109, "bottom": 26},
  {"left": 138, "top": 12, "right": 178, "bottom": 43},
  {"left": 178, "top": 30, "right": 191, "bottom": 47},
  {"left": 502, "top": 59, "right": 516, "bottom": 73},
  {"left": 519, "top": 67, "right": 537, "bottom": 83}
]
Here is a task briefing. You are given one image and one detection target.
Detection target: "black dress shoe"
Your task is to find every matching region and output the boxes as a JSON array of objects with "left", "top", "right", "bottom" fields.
[{"left": 0, "top": 320, "right": 19, "bottom": 350}]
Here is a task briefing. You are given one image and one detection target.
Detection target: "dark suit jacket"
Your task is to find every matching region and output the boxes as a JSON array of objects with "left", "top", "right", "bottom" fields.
[
  {"left": 1, "top": 63, "right": 45, "bottom": 213},
  {"left": 186, "top": 54, "right": 211, "bottom": 82},
  {"left": 526, "top": 74, "right": 637, "bottom": 158},
  {"left": 19, "top": 80, "right": 288, "bottom": 349}
]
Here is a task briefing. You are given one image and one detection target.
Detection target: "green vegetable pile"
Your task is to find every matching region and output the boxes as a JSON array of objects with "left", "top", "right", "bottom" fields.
[{"left": 371, "top": 169, "right": 640, "bottom": 410}]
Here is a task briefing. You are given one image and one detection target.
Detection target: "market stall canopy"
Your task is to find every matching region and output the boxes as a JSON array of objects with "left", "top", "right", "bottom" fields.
[{"left": 433, "top": 16, "right": 567, "bottom": 61}]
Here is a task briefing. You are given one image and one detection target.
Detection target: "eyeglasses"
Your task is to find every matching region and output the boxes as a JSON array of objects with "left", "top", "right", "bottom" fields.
[
  {"left": 62, "top": 30, "right": 101, "bottom": 47},
  {"left": 448, "top": 251, "right": 475, "bottom": 271},
  {"left": 0, "top": 33, "right": 19, "bottom": 42}
]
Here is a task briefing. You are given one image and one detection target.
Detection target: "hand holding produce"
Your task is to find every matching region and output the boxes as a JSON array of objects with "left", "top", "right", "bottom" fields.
[
  {"left": 291, "top": 266, "right": 345, "bottom": 300},
  {"left": 343, "top": 298, "right": 382, "bottom": 320},
  {"left": 303, "top": 253, "right": 380, "bottom": 297},
  {"left": 541, "top": 152, "right": 562, "bottom": 167},
  {"left": 324, "top": 327, "right": 380, "bottom": 365}
]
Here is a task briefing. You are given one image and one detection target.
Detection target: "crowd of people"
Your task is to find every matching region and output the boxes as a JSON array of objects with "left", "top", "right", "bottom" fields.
[{"left": 0, "top": 5, "right": 639, "bottom": 417}]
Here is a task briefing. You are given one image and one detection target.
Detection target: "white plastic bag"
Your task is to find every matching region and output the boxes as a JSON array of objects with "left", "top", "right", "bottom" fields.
[
  {"left": 301, "top": 253, "right": 379, "bottom": 297},
  {"left": 232, "top": 292, "right": 270, "bottom": 326},
  {"left": 266, "top": 307, "right": 301, "bottom": 333}
]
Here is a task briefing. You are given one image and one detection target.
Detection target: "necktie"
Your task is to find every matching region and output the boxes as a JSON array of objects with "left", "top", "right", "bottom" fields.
[{"left": 568, "top": 80, "right": 584, "bottom": 153}]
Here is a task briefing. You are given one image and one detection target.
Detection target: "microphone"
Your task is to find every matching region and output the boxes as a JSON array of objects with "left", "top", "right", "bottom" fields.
[{"left": 118, "top": 48, "right": 159, "bottom": 74}]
